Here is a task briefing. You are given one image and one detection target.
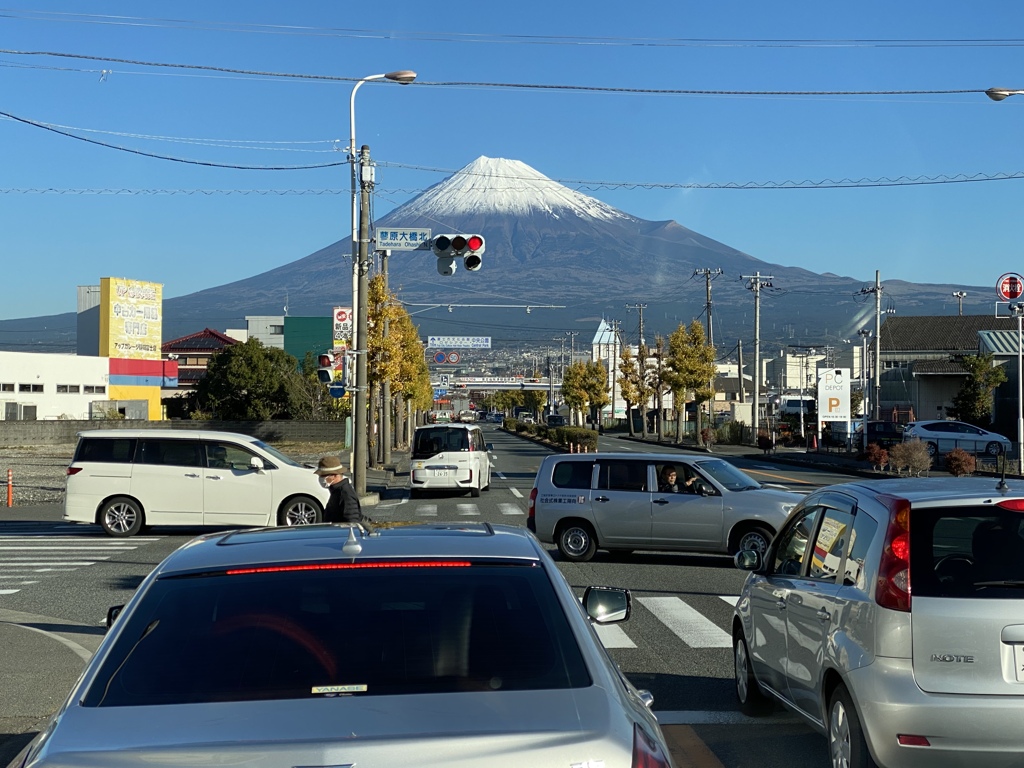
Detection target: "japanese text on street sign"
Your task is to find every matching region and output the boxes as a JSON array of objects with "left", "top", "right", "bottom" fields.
[
  {"left": 817, "top": 368, "right": 851, "bottom": 422},
  {"left": 426, "top": 336, "right": 491, "bottom": 349},
  {"left": 332, "top": 306, "right": 352, "bottom": 350},
  {"left": 375, "top": 228, "right": 431, "bottom": 250},
  {"left": 997, "top": 273, "right": 1024, "bottom": 301}
]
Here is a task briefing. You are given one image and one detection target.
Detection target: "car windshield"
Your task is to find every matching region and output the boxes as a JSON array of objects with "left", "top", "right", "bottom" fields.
[
  {"left": 84, "top": 561, "right": 590, "bottom": 707},
  {"left": 251, "top": 440, "right": 303, "bottom": 468},
  {"left": 692, "top": 458, "right": 761, "bottom": 491}
]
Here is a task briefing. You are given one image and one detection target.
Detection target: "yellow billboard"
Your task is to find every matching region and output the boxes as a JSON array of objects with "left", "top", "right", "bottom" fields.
[{"left": 98, "top": 278, "right": 162, "bottom": 360}]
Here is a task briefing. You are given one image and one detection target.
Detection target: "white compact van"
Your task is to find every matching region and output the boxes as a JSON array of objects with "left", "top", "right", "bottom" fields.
[
  {"left": 409, "top": 423, "right": 492, "bottom": 497},
  {"left": 64, "top": 429, "right": 330, "bottom": 537}
]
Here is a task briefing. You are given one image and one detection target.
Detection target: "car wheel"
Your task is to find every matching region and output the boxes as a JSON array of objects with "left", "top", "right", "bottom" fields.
[
  {"left": 925, "top": 441, "right": 938, "bottom": 457},
  {"left": 557, "top": 521, "right": 597, "bottom": 562},
  {"left": 99, "top": 497, "right": 144, "bottom": 537},
  {"left": 828, "top": 684, "right": 877, "bottom": 768},
  {"left": 733, "top": 525, "right": 773, "bottom": 556},
  {"left": 986, "top": 441, "right": 1005, "bottom": 456},
  {"left": 278, "top": 495, "right": 322, "bottom": 526},
  {"left": 734, "top": 633, "right": 770, "bottom": 715},
  {"left": 409, "top": 488, "right": 421, "bottom": 499},
  {"left": 469, "top": 484, "right": 481, "bottom": 498}
]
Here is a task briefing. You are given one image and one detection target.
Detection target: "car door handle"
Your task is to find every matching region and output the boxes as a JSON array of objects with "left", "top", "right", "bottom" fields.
[
  {"left": 184, "top": 473, "right": 199, "bottom": 478},
  {"left": 207, "top": 475, "right": 223, "bottom": 481},
  {"left": 816, "top": 609, "right": 831, "bottom": 621},
  {"left": 775, "top": 599, "right": 787, "bottom": 609},
  {"left": 594, "top": 496, "right": 610, "bottom": 503},
  {"left": 653, "top": 498, "right": 669, "bottom": 505}
]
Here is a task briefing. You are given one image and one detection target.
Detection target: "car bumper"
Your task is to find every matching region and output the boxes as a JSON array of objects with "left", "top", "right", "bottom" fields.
[
  {"left": 410, "top": 468, "right": 474, "bottom": 490},
  {"left": 848, "top": 657, "right": 1024, "bottom": 768}
]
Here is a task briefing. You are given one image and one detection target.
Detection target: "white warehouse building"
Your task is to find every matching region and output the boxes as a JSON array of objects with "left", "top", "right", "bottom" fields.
[{"left": 0, "top": 351, "right": 110, "bottom": 420}]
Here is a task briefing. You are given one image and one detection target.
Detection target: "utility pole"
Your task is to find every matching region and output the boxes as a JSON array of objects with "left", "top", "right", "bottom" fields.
[
  {"left": 694, "top": 268, "right": 723, "bottom": 348},
  {"left": 565, "top": 331, "right": 579, "bottom": 365},
  {"left": 379, "top": 248, "right": 391, "bottom": 466},
  {"left": 353, "top": 144, "right": 372, "bottom": 496},
  {"left": 857, "top": 271, "right": 884, "bottom": 420},
  {"left": 625, "top": 303, "right": 647, "bottom": 347},
  {"left": 610, "top": 319, "right": 621, "bottom": 425},
  {"left": 737, "top": 339, "right": 745, "bottom": 403},
  {"left": 741, "top": 272, "right": 774, "bottom": 441},
  {"left": 554, "top": 336, "right": 567, "bottom": 379}
]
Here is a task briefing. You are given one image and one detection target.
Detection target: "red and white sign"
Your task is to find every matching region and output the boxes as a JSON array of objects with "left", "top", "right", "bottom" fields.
[
  {"left": 997, "top": 273, "right": 1024, "bottom": 301},
  {"left": 332, "top": 306, "right": 353, "bottom": 349},
  {"left": 446, "top": 351, "right": 461, "bottom": 364}
]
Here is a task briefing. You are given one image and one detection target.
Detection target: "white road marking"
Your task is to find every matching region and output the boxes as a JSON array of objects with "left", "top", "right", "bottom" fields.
[
  {"left": 0, "top": 546, "right": 137, "bottom": 550},
  {"left": 496, "top": 472, "right": 507, "bottom": 479},
  {"left": 510, "top": 487, "right": 523, "bottom": 498},
  {"left": 0, "top": 562, "right": 99, "bottom": 567},
  {"left": 720, "top": 595, "right": 741, "bottom": 607},
  {"left": 456, "top": 503, "right": 480, "bottom": 516},
  {"left": 639, "top": 596, "right": 733, "bottom": 648},
  {"left": 498, "top": 503, "right": 523, "bottom": 516},
  {"left": 592, "top": 622, "right": 637, "bottom": 648},
  {"left": 416, "top": 504, "right": 438, "bottom": 517},
  {"left": 0, "top": 589, "right": 19, "bottom": 595}
]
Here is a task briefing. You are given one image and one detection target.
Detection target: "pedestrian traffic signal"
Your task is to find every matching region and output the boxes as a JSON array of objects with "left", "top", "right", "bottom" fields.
[
  {"left": 431, "top": 233, "right": 486, "bottom": 274},
  {"left": 317, "top": 351, "right": 335, "bottom": 384}
]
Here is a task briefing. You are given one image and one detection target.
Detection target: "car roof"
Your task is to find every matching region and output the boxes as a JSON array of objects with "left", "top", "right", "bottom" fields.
[
  {"left": 827, "top": 476, "right": 1024, "bottom": 505},
  {"left": 75, "top": 429, "right": 259, "bottom": 442},
  {"left": 153, "top": 523, "right": 541, "bottom": 576},
  {"left": 415, "top": 423, "right": 478, "bottom": 430},
  {"left": 542, "top": 452, "right": 709, "bottom": 463}
]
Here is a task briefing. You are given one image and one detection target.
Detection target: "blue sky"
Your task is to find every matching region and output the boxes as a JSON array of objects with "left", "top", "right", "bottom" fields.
[{"left": 3, "top": 1, "right": 1024, "bottom": 321}]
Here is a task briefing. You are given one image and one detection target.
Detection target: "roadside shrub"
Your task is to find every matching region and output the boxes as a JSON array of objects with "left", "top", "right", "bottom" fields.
[
  {"left": 502, "top": 417, "right": 517, "bottom": 431},
  {"left": 865, "top": 442, "right": 889, "bottom": 472},
  {"left": 945, "top": 448, "right": 976, "bottom": 477},
  {"left": 889, "top": 439, "right": 932, "bottom": 476}
]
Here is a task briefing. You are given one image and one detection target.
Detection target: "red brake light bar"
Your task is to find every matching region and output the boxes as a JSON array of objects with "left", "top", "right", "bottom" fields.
[
  {"left": 997, "top": 499, "right": 1024, "bottom": 512},
  {"left": 227, "top": 560, "right": 471, "bottom": 576}
]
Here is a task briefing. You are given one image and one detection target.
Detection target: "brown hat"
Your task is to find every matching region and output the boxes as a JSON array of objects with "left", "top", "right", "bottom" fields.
[{"left": 314, "top": 456, "right": 346, "bottom": 476}]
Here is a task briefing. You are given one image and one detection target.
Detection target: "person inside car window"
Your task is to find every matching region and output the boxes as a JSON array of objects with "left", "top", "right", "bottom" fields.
[{"left": 659, "top": 465, "right": 698, "bottom": 494}]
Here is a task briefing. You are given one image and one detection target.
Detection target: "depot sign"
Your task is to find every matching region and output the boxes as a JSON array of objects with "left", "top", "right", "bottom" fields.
[{"left": 817, "top": 368, "right": 851, "bottom": 421}]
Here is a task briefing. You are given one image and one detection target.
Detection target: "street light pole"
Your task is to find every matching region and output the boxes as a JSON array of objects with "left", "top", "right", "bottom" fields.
[
  {"left": 858, "top": 329, "right": 871, "bottom": 452},
  {"left": 952, "top": 290, "right": 966, "bottom": 316},
  {"left": 347, "top": 69, "right": 415, "bottom": 495}
]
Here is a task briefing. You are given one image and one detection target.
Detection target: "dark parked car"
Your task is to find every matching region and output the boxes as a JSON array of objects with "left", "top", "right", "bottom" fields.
[{"left": 855, "top": 420, "right": 903, "bottom": 449}]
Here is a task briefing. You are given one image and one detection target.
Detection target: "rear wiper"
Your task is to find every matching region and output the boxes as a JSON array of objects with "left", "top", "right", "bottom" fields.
[{"left": 974, "top": 580, "right": 1024, "bottom": 588}]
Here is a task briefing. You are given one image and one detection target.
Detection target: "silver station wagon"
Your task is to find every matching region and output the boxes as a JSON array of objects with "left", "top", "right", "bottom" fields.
[
  {"left": 528, "top": 452, "right": 803, "bottom": 561},
  {"left": 10, "top": 523, "right": 675, "bottom": 768},
  {"left": 733, "top": 477, "right": 1024, "bottom": 768}
]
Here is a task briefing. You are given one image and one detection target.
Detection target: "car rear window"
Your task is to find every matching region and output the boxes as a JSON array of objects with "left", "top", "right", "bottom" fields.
[
  {"left": 552, "top": 460, "right": 594, "bottom": 489},
  {"left": 911, "top": 505, "right": 1024, "bottom": 598},
  {"left": 84, "top": 562, "right": 591, "bottom": 707},
  {"left": 413, "top": 427, "right": 470, "bottom": 457},
  {"left": 75, "top": 437, "right": 136, "bottom": 463}
]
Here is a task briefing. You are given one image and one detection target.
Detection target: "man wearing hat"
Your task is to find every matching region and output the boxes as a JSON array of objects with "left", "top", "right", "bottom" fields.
[{"left": 314, "top": 456, "right": 362, "bottom": 524}]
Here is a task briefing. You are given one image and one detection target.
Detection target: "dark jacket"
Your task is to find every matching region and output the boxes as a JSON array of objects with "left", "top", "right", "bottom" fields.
[{"left": 324, "top": 477, "right": 362, "bottom": 523}]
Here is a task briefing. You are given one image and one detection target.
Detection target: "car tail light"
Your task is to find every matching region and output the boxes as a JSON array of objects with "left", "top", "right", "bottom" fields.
[
  {"left": 227, "top": 561, "right": 472, "bottom": 575},
  {"left": 632, "top": 723, "right": 671, "bottom": 768},
  {"left": 66, "top": 467, "right": 82, "bottom": 476},
  {"left": 997, "top": 499, "right": 1024, "bottom": 512},
  {"left": 528, "top": 487, "right": 538, "bottom": 520},
  {"left": 876, "top": 494, "right": 911, "bottom": 612}
]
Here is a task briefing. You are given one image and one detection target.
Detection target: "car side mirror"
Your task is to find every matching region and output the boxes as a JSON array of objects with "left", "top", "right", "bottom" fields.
[
  {"left": 106, "top": 604, "right": 124, "bottom": 630},
  {"left": 734, "top": 550, "right": 763, "bottom": 572},
  {"left": 696, "top": 482, "right": 714, "bottom": 497},
  {"left": 250, "top": 456, "right": 265, "bottom": 472},
  {"left": 582, "top": 586, "right": 631, "bottom": 624}
]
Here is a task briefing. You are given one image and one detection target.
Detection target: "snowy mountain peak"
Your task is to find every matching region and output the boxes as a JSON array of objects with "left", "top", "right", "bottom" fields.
[{"left": 391, "top": 156, "right": 632, "bottom": 222}]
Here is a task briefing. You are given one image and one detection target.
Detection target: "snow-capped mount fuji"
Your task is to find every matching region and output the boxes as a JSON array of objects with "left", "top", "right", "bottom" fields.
[
  {"left": 0, "top": 155, "right": 987, "bottom": 352},
  {"left": 396, "top": 157, "right": 632, "bottom": 222}
]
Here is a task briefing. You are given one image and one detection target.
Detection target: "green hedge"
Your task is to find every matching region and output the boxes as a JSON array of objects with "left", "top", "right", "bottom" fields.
[{"left": 504, "top": 419, "right": 599, "bottom": 452}]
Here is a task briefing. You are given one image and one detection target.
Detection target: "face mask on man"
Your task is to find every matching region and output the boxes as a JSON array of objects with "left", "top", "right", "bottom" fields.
[{"left": 319, "top": 477, "right": 330, "bottom": 489}]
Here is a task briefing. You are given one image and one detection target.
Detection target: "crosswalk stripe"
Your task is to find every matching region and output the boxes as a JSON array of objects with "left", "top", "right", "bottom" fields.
[
  {"left": 498, "top": 503, "right": 523, "bottom": 516},
  {"left": 638, "top": 596, "right": 733, "bottom": 648},
  {"left": 592, "top": 622, "right": 637, "bottom": 648},
  {"left": 0, "top": 589, "right": 19, "bottom": 595},
  {"left": 0, "top": 562, "right": 99, "bottom": 567},
  {"left": 510, "top": 488, "right": 523, "bottom": 498},
  {"left": 720, "top": 596, "right": 740, "bottom": 607},
  {"left": 456, "top": 504, "right": 480, "bottom": 516},
  {"left": 416, "top": 504, "right": 438, "bottom": 517},
  {"left": 0, "top": 546, "right": 138, "bottom": 550}
]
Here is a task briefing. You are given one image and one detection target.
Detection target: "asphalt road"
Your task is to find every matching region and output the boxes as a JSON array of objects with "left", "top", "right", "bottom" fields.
[{"left": 0, "top": 426, "right": 855, "bottom": 768}]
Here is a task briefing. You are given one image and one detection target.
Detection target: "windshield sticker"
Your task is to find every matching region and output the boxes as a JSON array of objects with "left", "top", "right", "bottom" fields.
[
  {"left": 539, "top": 495, "right": 587, "bottom": 504},
  {"left": 312, "top": 684, "right": 367, "bottom": 695}
]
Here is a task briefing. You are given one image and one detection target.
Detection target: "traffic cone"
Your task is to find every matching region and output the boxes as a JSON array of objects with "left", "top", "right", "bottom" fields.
[{"left": 809, "top": 433, "right": 817, "bottom": 451}]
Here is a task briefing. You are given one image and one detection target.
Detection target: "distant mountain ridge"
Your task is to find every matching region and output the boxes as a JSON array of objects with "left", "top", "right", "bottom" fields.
[{"left": 0, "top": 156, "right": 989, "bottom": 354}]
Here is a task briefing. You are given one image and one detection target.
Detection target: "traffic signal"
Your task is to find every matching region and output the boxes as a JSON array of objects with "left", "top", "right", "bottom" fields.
[
  {"left": 431, "top": 234, "right": 485, "bottom": 274},
  {"left": 317, "top": 351, "right": 335, "bottom": 384}
]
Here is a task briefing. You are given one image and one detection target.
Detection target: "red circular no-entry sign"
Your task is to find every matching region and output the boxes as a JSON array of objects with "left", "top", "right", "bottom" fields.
[{"left": 998, "top": 273, "right": 1024, "bottom": 301}]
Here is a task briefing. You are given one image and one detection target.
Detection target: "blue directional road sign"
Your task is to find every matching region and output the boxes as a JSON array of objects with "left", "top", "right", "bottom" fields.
[
  {"left": 328, "top": 384, "right": 348, "bottom": 398},
  {"left": 434, "top": 388, "right": 447, "bottom": 399}
]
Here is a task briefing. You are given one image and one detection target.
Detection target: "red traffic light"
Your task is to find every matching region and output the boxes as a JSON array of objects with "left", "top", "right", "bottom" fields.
[
  {"left": 466, "top": 235, "right": 483, "bottom": 251},
  {"left": 317, "top": 353, "right": 333, "bottom": 367}
]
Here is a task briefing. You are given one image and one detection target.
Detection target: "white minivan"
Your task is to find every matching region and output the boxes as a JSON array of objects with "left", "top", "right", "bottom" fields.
[
  {"left": 409, "top": 423, "right": 492, "bottom": 497},
  {"left": 64, "top": 429, "right": 330, "bottom": 537}
]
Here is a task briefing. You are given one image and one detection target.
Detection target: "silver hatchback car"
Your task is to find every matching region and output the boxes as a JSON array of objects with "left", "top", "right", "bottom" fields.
[
  {"left": 11, "top": 523, "right": 675, "bottom": 768},
  {"left": 528, "top": 452, "right": 802, "bottom": 561},
  {"left": 733, "top": 477, "right": 1024, "bottom": 768}
]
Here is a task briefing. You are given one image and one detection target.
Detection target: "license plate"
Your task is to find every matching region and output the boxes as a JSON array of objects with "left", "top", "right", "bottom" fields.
[
  {"left": 431, "top": 469, "right": 451, "bottom": 478},
  {"left": 1014, "top": 645, "right": 1024, "bottom": 682}
]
